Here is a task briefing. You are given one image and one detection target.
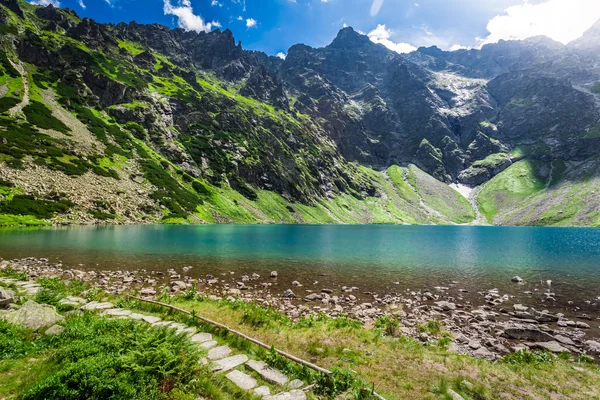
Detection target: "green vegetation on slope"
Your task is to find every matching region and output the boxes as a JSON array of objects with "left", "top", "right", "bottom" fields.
[
  {"left": 406, "top": 165, "right": 475, "bottom": 224},
  {"left": 477, "top": 160, "right": 546, "bottom": 223},
  {"left": 0, "top": 314, "right": 237, "bottom": 399}
]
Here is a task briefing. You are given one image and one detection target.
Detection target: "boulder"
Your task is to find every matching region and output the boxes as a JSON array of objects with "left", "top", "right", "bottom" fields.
[
  {"left": 0, "top": 300, "right": 64, "bottom": 330},
  {"left": 283, "top": 289, "right": 296, "bottom": 299},
  {"left": 503, "top": 327, "right": 554, "bottom": 342},
  {"left": 533, "top": 341, "right": 569, "bottom": 353}
]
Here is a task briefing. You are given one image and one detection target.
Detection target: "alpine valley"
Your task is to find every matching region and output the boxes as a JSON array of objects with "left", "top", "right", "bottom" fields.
[{"left": 2, "top": 0, "right": 600, "bottom": 227}]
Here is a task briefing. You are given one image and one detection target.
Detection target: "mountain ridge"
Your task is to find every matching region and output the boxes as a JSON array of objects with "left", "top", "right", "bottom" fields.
[{"left": 1, "top": 0, "right": 600, "bottom": 227}]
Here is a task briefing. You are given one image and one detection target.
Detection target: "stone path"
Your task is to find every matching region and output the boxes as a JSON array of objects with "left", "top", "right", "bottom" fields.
[
  {"left": 90, "top": 303, "right": 309, "bottom": 399},
  {"left": 0, "top": 277, "right": 310, "bottom": 398}
]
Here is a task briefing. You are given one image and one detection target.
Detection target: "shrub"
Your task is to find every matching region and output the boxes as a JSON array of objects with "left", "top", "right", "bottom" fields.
[
  {"left": 19, "top": 314, "right": 202, "bottom": 399},
  {"left": 417, "top": 320, "right": 442, "bottom": 335},
  {"left": 374, "top": 315, "right": 400, "bottom": 336},
  {"left": 502, "top": 349, "right": 554, "bottom": 365},
  {"left": 0, "top": 195, "right": 74, "bottom": 219},
  {"left": 23, "top": 101, "right": 70, "bottom": 134}
]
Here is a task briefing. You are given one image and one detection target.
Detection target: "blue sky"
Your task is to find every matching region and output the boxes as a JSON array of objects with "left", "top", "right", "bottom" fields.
[{"left": 30, "top": 0, "right": 600, "bottom": 57}]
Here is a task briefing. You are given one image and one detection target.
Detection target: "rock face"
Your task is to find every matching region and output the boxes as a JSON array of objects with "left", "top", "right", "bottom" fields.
[
  {"left": 0, "top": 300, "right": 64, "bottom": 330},
  {"left": 1, "top": 2, "right": 600, "bottom": 226}
]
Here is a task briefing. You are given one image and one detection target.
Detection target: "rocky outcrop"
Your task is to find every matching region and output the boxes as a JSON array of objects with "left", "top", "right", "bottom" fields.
[{"left": 0, "top": 300, "right": 64, "bottom": 330}]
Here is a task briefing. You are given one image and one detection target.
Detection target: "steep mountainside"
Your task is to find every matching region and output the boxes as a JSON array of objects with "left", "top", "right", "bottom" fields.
[{"left": 0, "top": 0, "right": 599, "bottom": 226}]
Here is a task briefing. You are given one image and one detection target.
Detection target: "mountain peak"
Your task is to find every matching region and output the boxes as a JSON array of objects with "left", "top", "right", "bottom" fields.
[
  {"left": 329, "top": 26, "right": 371, "bottom": 49},
  {"left": 569, "top": 17, "right": 600, "bottom": 52}
]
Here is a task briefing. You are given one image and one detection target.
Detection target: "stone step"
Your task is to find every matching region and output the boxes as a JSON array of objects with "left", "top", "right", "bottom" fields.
[
  {"left": 191, "top": 332, "right": 213, "bottom": 344},
  {"left": 212, "top": 354, "right": 249, "bottom": 373},
  {"left": 142, "top": 315, "right": 161, "bottom": 324},
  {"left": 254, "top": 386, "right": 271, "bottom": 397},
  {"left": 102, "top": 308, "right": 131, "bottom": 317},
  {"left": 246, "top": 360, "right": 289, "bottom": 386},
  {"left": 225, "top": 369, "right": 257, "bottom": 390},
  {"left": 208, "top": 345, "right": 232, "bottom": 360},
  {"left": 200, "top": 340, "right": 218, "bottom": 350},
  {"left": 263, "top": 390, "right": 306, "bottom": 400},
  {"left": 81, "top": 301, "right": 114, "bottom": 311}
]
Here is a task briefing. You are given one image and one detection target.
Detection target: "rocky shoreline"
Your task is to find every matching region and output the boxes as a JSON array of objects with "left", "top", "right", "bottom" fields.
[{"left": 1, "top": 256, "right": 600, "bottom": 362}]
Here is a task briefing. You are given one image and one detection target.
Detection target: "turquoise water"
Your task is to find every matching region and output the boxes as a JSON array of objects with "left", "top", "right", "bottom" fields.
[{"left": 1, "top": 225, "right": 600, "bottom": 306}]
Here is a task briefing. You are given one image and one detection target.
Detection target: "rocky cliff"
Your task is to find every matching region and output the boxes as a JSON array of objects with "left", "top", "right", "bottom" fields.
[{"left": 1, "top": 0, "right": 599, "bottom": 227}]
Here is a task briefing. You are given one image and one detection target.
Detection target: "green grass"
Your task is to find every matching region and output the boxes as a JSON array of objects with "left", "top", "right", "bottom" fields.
[
  {"left": 472, "top": 152, "right": 510, "bottom": 169},
  {"left": 406, "top": 165, "right": 475, "bottom": 224},
  {"left": 124, "top": 294, "right": 600, "bottom": 400},
  {"left": 117, "top": 40, "right": 146, "bottom": 56},
  {"left": 0, "top": 314, "right": 212, "bottom": 400},
  {"left": 477, "top": 160, "right": 546, "bottom": 223}
]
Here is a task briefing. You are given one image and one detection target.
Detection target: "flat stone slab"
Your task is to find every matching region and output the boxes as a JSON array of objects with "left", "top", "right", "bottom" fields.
[
  {"left": 246, "top": 360, "right": 289, "bottom": 386},
  {"left": 81, "top": 301, "right": 114, "bottom": 311},
  {"left": 191, "top": 333, "right": 213, "bottom": 343},
  {"left": 254, "top": 386, "right": 271, "bottom": 397},
  {"left": 173, "top": 326, "right": 196, "bottom": 336},
  {"left": 152, "top": 321, "right": 175, "bottom": 327},
  {"left": 226, "top": 369, "right": 257, "bottom": 390},
  {"left": 534, "top": 341, "right": 569, "bottom": 353},
  {"left": 207, "top": 345, "right": 232, "bottom": 360},
  {"left": 102, "top": 308, "right": 132, "bottom": 317},
  {"left": 127, "top": 313, "right": 146, "bottom": 320},
  {"left": 264, "top": 390, "right": 306, "bottom": 400},
  {"left": 142, "top": 315, "right": 161, "bottom": 324},
  {"left": 212, "top": 354, "right": 249, "bottom": 373},
  {"left": 200, "top": 340, "right": 218, "bottom": 350}
]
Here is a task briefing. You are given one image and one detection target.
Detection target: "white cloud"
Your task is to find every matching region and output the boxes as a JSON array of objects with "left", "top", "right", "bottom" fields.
[
  {"left": 163, "top": 0, "right": 220, "bottom": 33},
  {"left": 367, "top": 24, "right": 417, "bottom": 54},
  {"left": 246, "top": 18, "right": 257, "bottom": 28},
  {"left": 449, "top": 44, "right": 468, "bottom": 51},
  {"left": 211, "top": 0, "right": 222, "bottom": 6},
  {"left": 370, "top": 0, "right": 383, "bottom": 16},
  {"left": 78, "top": 0, "right": 86, "bottom": 8},
  {"left": 276, "top": 52, "right": 286, "bottom": 59},
  {"left": 478, "top": 0, "right": 600, "bottom": 47},
  {"left": 104, "top": 0, "right": 113, "bottom": 7},
  {"left": 29, "top": 0, "right": 60, "bottom": 6},
  {"left": 237, "top": 16, "right": 243, "bottom": 21},
  {"left": 343, "top": 23, "right": 348, "bottom": 28}
]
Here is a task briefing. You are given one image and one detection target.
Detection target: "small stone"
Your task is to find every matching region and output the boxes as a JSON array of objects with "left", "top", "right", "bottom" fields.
[
  {"left": 44, "top": 324, "right": 64, "bottom": 336},
  {"left": 434, "top": 301, "right": 456, "bottom": 311},
  {"left": 288, "top": 379, "right": 304, "bottom": 389},
  {"left": 270, "top": 271, "right": 278, "bottom": 278},
  {"left": 511, "top": 276, "right": 523, "bottom": 283},
  {"left": 254, "top": 386, "right": 271, "bottom": 397},
  {"left": 283, "top": 289, "right": 296, "bottom": 299},
  {"left": 447, "top": 389, "right": 465, "bottom": 400}
]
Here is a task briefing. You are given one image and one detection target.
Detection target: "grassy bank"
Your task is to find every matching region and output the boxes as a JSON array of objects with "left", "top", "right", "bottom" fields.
[{"left": 1, "top": 272, "right": 599, "bottom": 400}]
